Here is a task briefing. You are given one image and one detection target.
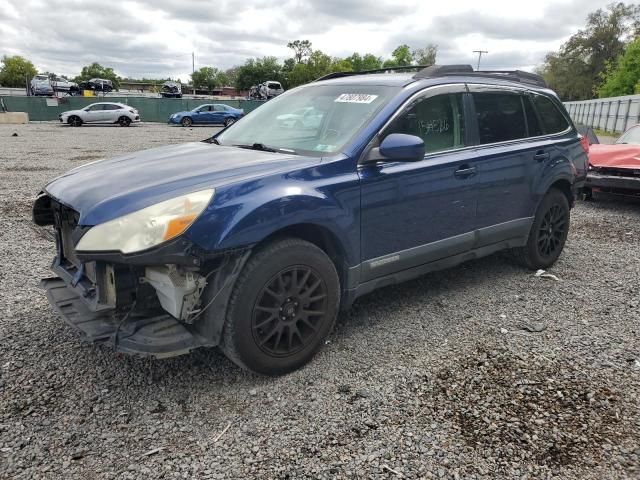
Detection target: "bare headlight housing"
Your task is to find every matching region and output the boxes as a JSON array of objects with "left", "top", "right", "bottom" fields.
[{"left": 76, "top": 189, "right": 214, "bottom": 254}]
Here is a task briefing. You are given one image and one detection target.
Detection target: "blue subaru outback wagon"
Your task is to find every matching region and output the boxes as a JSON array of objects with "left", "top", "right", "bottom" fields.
[{"left": 33, "top": 65, "right": 587, "bottom": 375}]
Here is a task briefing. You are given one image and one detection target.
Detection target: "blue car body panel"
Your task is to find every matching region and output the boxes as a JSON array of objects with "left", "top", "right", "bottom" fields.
[
  {"left": 39, "top": 72, "right": 588, "bottom": 301},
  {"left": 168, "top": 105, "right": 244, "bottom": 125}
]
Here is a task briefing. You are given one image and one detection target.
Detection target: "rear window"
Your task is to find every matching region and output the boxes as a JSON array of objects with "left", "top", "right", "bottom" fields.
[
  {"left": 473, "top": 92, "right": 527, "bottom": 144},
  {"left": 531, "top": 94, "right": 570, "bottom": 134}
]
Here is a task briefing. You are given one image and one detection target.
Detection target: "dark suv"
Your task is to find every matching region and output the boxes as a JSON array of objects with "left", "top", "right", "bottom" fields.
[{"left": 33, "top": 65, "right": 588, "bottom": 375}]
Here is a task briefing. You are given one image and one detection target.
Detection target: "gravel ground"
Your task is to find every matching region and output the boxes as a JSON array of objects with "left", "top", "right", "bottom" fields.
[{"left": 0, "top": 123, "right": 639, "bottom": 479}]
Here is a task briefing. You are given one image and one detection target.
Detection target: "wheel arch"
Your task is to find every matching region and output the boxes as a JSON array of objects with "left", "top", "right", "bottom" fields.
[
  {"left": 548, "top": 178, "right": 574, "bottom": 208},
  {"left": 255, "top": 223, "right": 351, "bottom": 291}
]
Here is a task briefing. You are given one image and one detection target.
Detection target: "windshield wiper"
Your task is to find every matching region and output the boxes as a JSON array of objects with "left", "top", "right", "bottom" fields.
[{"left": 234, "top": 143, "right": 298, "bottom": 155}]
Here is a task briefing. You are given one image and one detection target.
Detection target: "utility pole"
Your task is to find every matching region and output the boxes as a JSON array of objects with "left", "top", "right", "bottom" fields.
[
  {"left": 473, "top": 50, "right": 488, "bottom": 70},
  {"left": 192, "top": 52, "right": 195, "bottom": 95}
]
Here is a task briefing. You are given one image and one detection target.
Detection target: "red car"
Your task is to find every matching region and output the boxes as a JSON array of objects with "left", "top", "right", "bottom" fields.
[{"left": 586, "top": 125, "right": 640, "bottom": 198}]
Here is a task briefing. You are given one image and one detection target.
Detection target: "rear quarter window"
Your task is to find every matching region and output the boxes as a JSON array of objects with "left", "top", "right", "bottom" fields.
[{"left": 531, "top": 94, "right": 570, "bottom": 134}]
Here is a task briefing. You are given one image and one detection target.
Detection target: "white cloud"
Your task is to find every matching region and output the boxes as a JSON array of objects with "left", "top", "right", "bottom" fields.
[{"left": 0, "top": 0, "right": 623, "bottom": 79}]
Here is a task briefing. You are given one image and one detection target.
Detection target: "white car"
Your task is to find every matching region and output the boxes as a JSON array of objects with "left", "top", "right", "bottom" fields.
[{"left": 59, "top": 102, "right": 140, "bottom": 127}]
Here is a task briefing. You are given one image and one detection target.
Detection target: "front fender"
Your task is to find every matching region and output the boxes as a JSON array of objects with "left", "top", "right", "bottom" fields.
[{"left": 186, "top": 160, "right": 361, "bottom": 267}]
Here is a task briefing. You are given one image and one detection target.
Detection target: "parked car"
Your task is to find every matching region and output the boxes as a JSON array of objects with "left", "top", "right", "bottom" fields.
[
  {"left": 168, "top": 104, "right": 244, "bottom": 127},
  {"left": 161, "top": 81, "right": 182, "bottom": 98},
  {"left": 30, "top": 80, "right": 54, "bottom": 96},
  {"left": 249, "top": 81, "right": 285, "bottom": 100},
  {"left": 276, "top": 106, "right": 323, "bottom": 129},
  {"left": 59, "top": 102, "right": 140, "bottom": 127},
  {"left": 50, "top": 76, "right": 79, "bottom": 94},
  {"left": 585, "top": 124, "right": 640, "bottom": 198},
  {"left": 79, "top": 78, "right": 114, "bottom": 93},
  {"left": 34, "top": 64, "right": 587, "bottom": 375}
]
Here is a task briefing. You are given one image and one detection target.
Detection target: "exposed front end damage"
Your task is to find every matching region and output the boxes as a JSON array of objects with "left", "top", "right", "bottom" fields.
[{"left": 34, "top": 193, "right": 250, "bottom": 358}]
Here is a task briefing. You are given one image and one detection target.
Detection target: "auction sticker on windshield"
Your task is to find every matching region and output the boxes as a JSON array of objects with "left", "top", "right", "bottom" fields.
[{"left": 335, "top": 94, "right": 378, "bottom": 104}]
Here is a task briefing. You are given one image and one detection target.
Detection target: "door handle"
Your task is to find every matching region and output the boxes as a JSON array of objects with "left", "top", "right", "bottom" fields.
[
  {"left": 534, "top": 150, "right": 550, "bottom": 162},
  {"left": 454, "top": 165, "right": 476, "bottom": 178}
]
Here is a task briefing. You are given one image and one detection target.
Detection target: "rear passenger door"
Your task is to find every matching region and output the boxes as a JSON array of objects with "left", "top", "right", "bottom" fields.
[
  {"left": 467, "top": 86, "right": 547, "bottom": 246},
  {"left": 358, "top": 86, "right": 479, "bottom": 281}
]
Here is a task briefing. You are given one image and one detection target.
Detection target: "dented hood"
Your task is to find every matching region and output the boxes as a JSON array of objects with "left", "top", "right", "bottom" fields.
[
  {"left": 44, "top": 142, "right": 319, "bottom": 226},
  {"left": 589, "top": 144, "right": 640, "bottom": 169}
]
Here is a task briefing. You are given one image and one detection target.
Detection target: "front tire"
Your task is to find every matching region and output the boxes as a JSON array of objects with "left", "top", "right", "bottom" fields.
[
  {"left": 68, "top": 116, "right": 82, "bottom": 127},
  {"left": 181, "top": 117, "right": 193, "bottom": 127},
  {"left": 511, "top": 188, "right": 570, "bottom": 269},
  {"left": 220, "top": 238, "right": 340, "bottom": 375},
  {"left": 118, "top": 116, "right": 131, "bottom": 127},
  {"left": 224, "top": 117, "right": 236, "bottom": 127}
]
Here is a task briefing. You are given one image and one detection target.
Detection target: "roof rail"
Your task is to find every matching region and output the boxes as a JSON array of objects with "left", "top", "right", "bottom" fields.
[
  {"left": 413, "top": 64, "right": 547, "bottom": 87},
  {"left": 315, "top": 65, "right": 429, "bottom": 82}
]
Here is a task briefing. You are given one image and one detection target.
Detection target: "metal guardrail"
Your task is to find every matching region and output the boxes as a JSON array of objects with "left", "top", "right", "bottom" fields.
[{"left": 564, "top": 94, "right": 640, "bottom": 134}]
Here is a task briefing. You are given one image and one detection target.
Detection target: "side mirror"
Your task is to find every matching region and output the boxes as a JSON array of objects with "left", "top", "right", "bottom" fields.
[{"left": 363, "top": 133, "right": 426, "bottom": 164}]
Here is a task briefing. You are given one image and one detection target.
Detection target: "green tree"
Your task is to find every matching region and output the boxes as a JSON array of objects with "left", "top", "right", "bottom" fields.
[
  {"left": 0, "top": 55, "right": 37, "bottom": 88},
  {"left": 73, "top": 62, "right": 121, "bottom": 90},
  {"left": 191, "top": 67, "right": 227, "bottom": 91},
  {"left": 235, "top": 57, "right": 283, "bottom": 90},
  {"left": 598, "top": 38, "right": 640, "bottom": 97},
  {"left": 538, "top": 2, "right": 640, "bottom": 100},
  {"left": 383, "top": 44, "right": 413, "bottom": 67},
  {"left": 344, "top": 53, "right": 383, "bottom": 71},
  {"left": 287, "top": 40, "right": 313, "bottom": 64},
  {"left": 412, "top": 45, "right": 438, "bottom": 66}
]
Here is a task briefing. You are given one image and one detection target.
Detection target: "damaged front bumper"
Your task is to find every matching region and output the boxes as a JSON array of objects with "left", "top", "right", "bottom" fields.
[
  {"left": 586, "top": 170, "right": 640, "bottom": 195},
  {"left": 35, "top": 194, "right": 251, "bottom": 358},
  {"left": 40, "top": 277, "right": 214, "bottom": 358}
]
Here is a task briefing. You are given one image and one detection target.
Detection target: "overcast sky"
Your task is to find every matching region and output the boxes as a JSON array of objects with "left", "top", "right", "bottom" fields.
[{"left": 0, "top": 0, "right": 617, "bottom": 81}]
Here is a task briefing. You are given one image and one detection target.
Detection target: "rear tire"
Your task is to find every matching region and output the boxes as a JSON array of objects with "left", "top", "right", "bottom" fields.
[
  {"left": 224, "top": 117, "right": 236, "bottom": 127},
  {"left": 511, "top": 188, "right": 570, "bottom": 270},
  {"left": 68, "top": 116, "right": 82, "bottom": 127},
  {"left": 220, "top": 238, "right": 340, "bottom": 375},
  {"left": 118, "top": 116, "right": 131, "bottom": 127},
  {"left": 181, "top": 117, "right": 192, "bottom": 127}
]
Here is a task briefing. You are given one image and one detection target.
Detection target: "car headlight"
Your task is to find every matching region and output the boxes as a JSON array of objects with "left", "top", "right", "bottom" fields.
[{"left": 76, "top": 189, "right": 214, "bottom": 253}]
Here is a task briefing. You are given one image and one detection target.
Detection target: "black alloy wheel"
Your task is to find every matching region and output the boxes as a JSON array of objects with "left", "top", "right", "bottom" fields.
[
  {"left": 537, "top": 204, "right": 567, "bottom": 258},
  {"left": 119, "top": 116, "right": 131, "bottom": 127},
  {"left": 511, "top": 188, "right": 570, "bottom": 269},
  {"left": 218, "top": 238, "right": 340, "bottom": 375},
  {"left": 181, "top": 117, "right": 192, "bottom": 127},
  {"left": 224, "top": 117, "right": 236, "bottom": 127},
  {"left": 252, "top": 266, "right": 328, "bottom": 357},
  {"left": 68, "top": 116, "right": 82, "bottom": 127}
]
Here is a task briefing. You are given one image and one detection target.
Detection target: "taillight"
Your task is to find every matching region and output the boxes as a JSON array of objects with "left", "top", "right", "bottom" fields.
[{"left": 578, "top": 134, "right": 589, "bottom": 154}]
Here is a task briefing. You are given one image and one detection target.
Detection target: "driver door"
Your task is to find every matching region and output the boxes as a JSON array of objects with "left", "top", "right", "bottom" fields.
[
  {"left": 84, "top": 104, "right": 105, "bottom": 123},
  {"left": 358, "top": 86, "right": 479, "bottom": 281},
  {"left": 193, "top": 106, "right": 209, "bottom": 124}
]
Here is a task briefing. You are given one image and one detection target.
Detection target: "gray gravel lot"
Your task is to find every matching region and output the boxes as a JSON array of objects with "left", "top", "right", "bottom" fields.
[{"left": 1, "top": 123, "right": 639, "bottom": 479}]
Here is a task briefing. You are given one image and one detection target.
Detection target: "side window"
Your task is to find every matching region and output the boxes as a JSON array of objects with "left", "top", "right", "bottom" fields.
[
  {"left": 523, "top": 96, "right": 542, "bottom": 137},
  {"left": 213, "top": 105, "right": 224, "bottom": 111},
  {"left": 531, "top": 94, "right": 570, "bottom": 134},
  {"left": 384, "top": 93, "right": 466, "bottom": 154},
  {"left": 88, "top": 104, "right": 103, "bottom": 111},
  {"left": 473, "top": 92, "right": 527, "bottom": 144}
]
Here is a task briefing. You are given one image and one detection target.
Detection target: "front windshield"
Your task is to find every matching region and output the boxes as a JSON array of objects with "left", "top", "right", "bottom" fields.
[
  {"left": 217, "top": 84, "right": 399, "bottom": 155},
  {"left": 616, "top": 126, "right": 640, "bottom": 145}
]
